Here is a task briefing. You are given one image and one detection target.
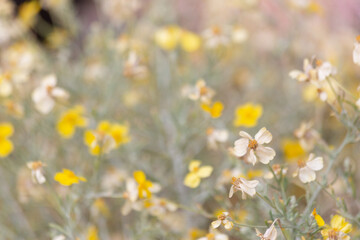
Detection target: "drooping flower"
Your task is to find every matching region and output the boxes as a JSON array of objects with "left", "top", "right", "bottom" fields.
[
  {"left": 133, "top": 170, "right": 153, "bottom": 199},
  {"left": 211, "top": 212, "right": 233, "bottom": 230},
  {"left": 57, "top": 106, "right": 87, "bottom": 138},
  {"left": 201, "top": 101, "right": 224, "bottom": 118},
  {"left": 229, "top": 177, "right": 259, "bottom": 199},
  {"left": 233, "top": 103, "right": 263, "bottom": 127},
  {"left": 27, "top": 161, "right": 46, "bottom": 184},
  {"left": 206, "top": 127, "right": 228, "bottom": 150},
  {"left": 121, "top": 178, "right": 142, "bottom": 215},
  {"left": 54, "top": 169, "right": 87, "bottom": 186},
  {"left": 184, "top": 160, "right": 213, "bottom": 188},
  {"left": 294, "top": 121, "right": 320, "bottom": 151},
  {"left": 255, "top": 219, "right": 278, "bottom": 240},
  {"left": 32, "top": 74, "right": 69, "bottom": 114},
  {"left": 232, "top": 127, "right": 276, "bottom": 165},
  {"left": 0, "top": 122, "right": 14, "bottom": 158},
  {"left": 353, "top": 35, "right": 360, "bottom": 66},
  {"left": 312, "top": 209, "right": 352, "bottom": 240},
  {"left": 295, "top": 154, "right": 323, "bottom": 183}
]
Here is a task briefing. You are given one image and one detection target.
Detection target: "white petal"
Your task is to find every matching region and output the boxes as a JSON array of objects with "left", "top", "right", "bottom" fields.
[
  {"left": 241, "top": 178, "right": 259, "bottom": 188},
  {"left": 239, "top": 131, "right": 252, "bottom": 139},
  {"left": 215, "top": 234, "right": 229, "bottom": 240},
  {"left": 211, "top": 219, "right": 221, "bottom": 229},
  {"left": 299, "top": 167, "right": 316, "bottom": 183},
  {"left": 35, "top": 170, "right": 46, "bottom": 184},
  {"left": 41, "top": 74, "right": 57, "bottom": 87},
  {"left": 244, "top": 149, "right": 257, "bottom": 165},
  {"left": 233, "top": 138, "right": 249, "bottom": 157},
  {"left": 255, "top": 127, "right": 272, "bottom": 144},
  {"left": 32, "top": 87, "right": 47, "bottom": 103},
  {"left": 35, "top": 97, "right": 55, "bottom": 114},
  {"left": 229, "top": 185, "right": 235, "bottom": 198},
  {"left": 52, "top": 87, "right": 69, "bottom": 100},
  {"left": 264, "top": 221, "right": 277, "bottom": 240},
  {"left": 256, "top": 145, "right": 276, "bottom": 164},
  {"left": 306, "top": 156, "right": 323, "bottom": 171}
]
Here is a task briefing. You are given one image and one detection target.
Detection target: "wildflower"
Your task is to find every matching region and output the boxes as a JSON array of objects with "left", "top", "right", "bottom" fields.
[
  {"left": 18, "top": 0, "right": 40, "bottom": 26},
  {"left": 233, "top": 103, "right": 263, "bottom": 127},
  {"left": 134, "top": 170, "right": 153, "bottom": 198},
  {"left": 185, "top": 79, "right": 215, "bottom": 104},
  {"left": 317, "top": 61, "right": 337, "bottom": 81},
  {"left": 232, "top": 26, "right": 248, "bottom": 44},
  {"left": 232, "top": 127, "right": 275, "bottom": 165},
  {"left": 32, "top": 74, "right": 69, "bottom": 114},
  {"left": 84, "top": 121, "right": 130, "bottom": 155},
  {"left": 312, "top": 209, "right": 352, "bottom": 240},
  {"left": 197, "top": 230, "right": 228, "bottom": 240},
  {"left": 154, "top": 25, "right": 182, "bottom": 50},
  {"left": 206, "top": 127, "right": 228, "bottom": 150},
  {"left": 201, "top": 101, "right": 224, "bottom": 118},
  {"left": 0, "top": 73, "right": 12, "bottom": 97},
  {"left": 57, "top": 106, "right": 87, "bottom": 138},
  {"left": 91, "top": 198, "right": 110, "bottom": 217},
  {"left": 229, "top": 177, "right": 259, "bottom": 199},
  {"left": 123, "top": 51, "right": 148, "bottom": 80},
  {"left": 54, "top": 169, "right": 87, "bottom": 186},
  {"left": 184, "top": 160, "right": 213, "bottom": 188},
  {"left": 289, "top": 58, "right": 318, "bottom": 82},
  {"left": 121, "top": 178, "right": 142, "bottom": 215},
  {"left": 255, "top": 219, "right": 278, "bottom": 240},
  {"left": 87, "top": 226, "right": 99, "bottom": 240},
  {"left": 180, "top": 31, "right": 201, "bottom": 52},
  {"left": 295, "top": 154, "right": 323, "bottom": 183},
  {"left": 294, "top": 121, "right": 320, "bottom": 151},
  {"left": 282, "top": 139, "right": 306, "bottom": 161},
  {"left": 27, "top": 161, "right": 46, "bottom": 184},
  {"left": 211, "top": 212, "right": 233, "bottom": 230},
  {"left": 353, "top": 35, "right": 360, "bottom": 66},
  {"left": 202, "top": 26, "right": 229, "bottom": 49},
  {"left": 0, "top": 122, "right": 14, "bottom": 158},
  {"left": 144, "top": 197, "right": 178, "bottom": 216}
]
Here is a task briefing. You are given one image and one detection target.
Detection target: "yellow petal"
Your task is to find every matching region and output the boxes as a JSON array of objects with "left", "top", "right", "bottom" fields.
[
  {"left": 189, "top": 160, "right": 201, "bottom": 172},
  {"left": 0, "top": 139, "right": 13, "bottom": 157},
  {"left": 154, "top": 26, "right": 182, "bottom": 50},
  {"left": 312, "top": 208, "right": 325, "bottom": 227},
  {"left": 0, "top": 123, "right": 14, "bottom": 138},
  {"left": 330, "top": 215, "right": 351, "bottom": 233},
  {"left": 57, "top": 120, "right": 75, "bottom": 138},
  {"left": 210, "top": 101, "right": 224, "bottom": 118},
  {"left": 134, "top": 170, "right": 146, "bottom": 184},
  {"left": 233, "top": 103, "right": 262, "bottom": 127},
  {"left": 180, "top": 31, "right": 201, "bottom": 52},
  {"left": 197, "top": 166, "right": 213, "bottom": 178},
  {"left": 98, "top": 121, "right": 111, "bottom": 133},
  {"left": 84, "top": 130, "right": 96, "bottom": 146},
  {"left": 184, "top": 172, "right": 201, "bottom": 188}
]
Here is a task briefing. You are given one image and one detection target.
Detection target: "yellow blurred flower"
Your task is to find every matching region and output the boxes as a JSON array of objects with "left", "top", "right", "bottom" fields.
[
  {"left": 184, "top": 160, "right": 213, "bottom": 188},
  {"left": 201, "top": 101, "right": 224, "bottom": 118},
  {"left": 233, "top": 103, "right": 262, "bottom": 127},
  {"left": 57, "top": 106, "right": 87, "bottom": 139},
  {"left": 0, "top": 122, "right": 14, "bottom": 158},
  {"left": 180, "top": 31, "right": 201, "bottom": 52},
  {"left": 18, "top": 0, "right": 41, "bottom": 26},
  {"left": 92, "top": 198, "right": 110, "bottom": 217},
  {"left": 134, "top": 170, "right": 153, "bottom": 199},
  {"left": 46, "top": 28, "right": 69, "bottom": 49},
  {"left": 54, "top": 169, "right": 86, "bottom": 186},
  {"left": 282, "top": 139, "right": 306, "bottom": 162},
  {"left": 84, "top": 121, "right": 130, "bottom": 155},
  {"left": 154, "top": 25, "right": 182, "bottom": 50},
  {"left": 313, "top": 209, "right": 352, "bottom": 240},
  {"left": 87, "top": 226, "right": 99, "bottom": 240}
]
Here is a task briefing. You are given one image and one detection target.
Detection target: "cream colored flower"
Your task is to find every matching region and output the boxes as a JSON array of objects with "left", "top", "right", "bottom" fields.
[
  {"left": 289, "top": 58, "right": 317, "bottom": 82},
  {"left": 296, "top": 154, "right": 323, "bottom": 183},
  {"left": 206, "top": 127, "right": 228, "bottom": 150},
  {"left": 233, "top": 127, "right": 276, "bottom": 165},
  {"left": 123, "top": 51, "right": 148, "bottom": 80},
  {"left": 121, "top": 178, "right": 142, "bottom": 215},
  {"left": 256, "top": 219, "right": 278, "bottom": 240},
  {"left": 32, "top": 74, "right": 69, "bottom": 114},
  {"left": 27, "top": 161, "right": 46, "bottom": 184},
  {"left": 184, "top": 79, "right": 215, "bottom": 104},
  {"left": 353, "top": 36, "right": 360, "bottom": 66},
  {"left": 202, "top": 26, "right": 229, "bottom": 49},
  {"left": 294, "top": 121, "right": 320, "bottom": 151},
  {"left": 211, "top": 212, "right": 233, "bottom": 230},
  {"left": 197, "top": 230, "right": 228, "bottom": 240},
  {"left": 229, "top": 177, "right": 259, "bottom": 199},
  {"left": 144, "top": 197, "right": 178, "bottom": 216},
  {"left": 317, "top": 61, "right": 336, "bottom": 81}
]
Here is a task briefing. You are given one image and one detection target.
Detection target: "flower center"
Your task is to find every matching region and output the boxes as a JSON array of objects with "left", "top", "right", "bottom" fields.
[
  {"left": 328, "top": 229, "right": 339, "bottom": 240},
  {"left": 297, "top": 158, "right": 306, "bottom": 168},
  {"left": 248, "top": 139, "right": 258, "bottom": 150},
  {"left": 206, "top": 233, "right": 215, "bottom": 240}
]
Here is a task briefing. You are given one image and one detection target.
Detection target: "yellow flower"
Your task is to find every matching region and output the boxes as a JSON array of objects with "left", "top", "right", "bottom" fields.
[
  {"left": 313, "top": 209, "right": 352, "bottom": 240},
  {"left": 233, "top": 103, "right": 262, "bottom": 127},
  {"left": 0, "top": 122, "right": 14, "bottom": 158},
  {"left": 87, "top": 226, "right": 99, "bottom": 240},
  {"left": 84, "top": 121, "right": 130, "bottom": 155},
  {"left": 154, "top": 26, "right": 182, "bottom": 50},
  {"left": 282, "top": 139, "right": 306, "bottom": 162},
  {"left": 180, "top": 31, "right": 201, "bottom": 52},
  {"left": 54, "top": 169, "right": 87, "bottom": 186},
  {"left": 18, "top": 0, "right": 41, "bottom": 26},
  {"left": 184, "top": 160, "right": 213, "bottom": 188},
  {"left": 201, "top": 101, "right": 224, "bottom": 118},
  {"left": 134, "top": 170, "right": 153, "bottom": 199},
  {"left": 57, "top": 106, "right": 87, "bottom": 139}
]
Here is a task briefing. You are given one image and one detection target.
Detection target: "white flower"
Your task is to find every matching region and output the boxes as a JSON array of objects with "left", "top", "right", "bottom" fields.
[
  {"left": 229, "top": 177, "right": 259, "bottom": 199},
  {"left": 197, "top": 231, "right": 228, "bottom": 240},
  {"left": 353, "top": 37, "right": 360, "bottom": 66},
  {"left": 211, "top": 212, "right": 234, "bottom": 230},
  {"left": 145, "top": 197, "right": 178, "bottom": 216},
  {"left": 233, "top": 127, "right": 276, "bottom": 165},
  {"left": 123, "top": 51, "right": 148, "bottom": 79},
  {"left": 297, "top": 154, "right": 323, "bottom": 183},
  {"left": 202, "top": 26, "right": 230, "bottom": 49},
  {"left": 184, "top": 79, "right": 215, "bottom": 104},
  {"left": 317, "top": 61, "right": 336, "bottom": 81},
  {"left": 121, "top": 178, "right": 142, "bottom": 215},
  {"left": 32, "top": 74, "right": 69, "bottom": 114},
  {"left": 256, "top": 219, "right": 278, "bottom": 240},
  {"left": 207, "top": 127, "right": 228, "bottom": 150},
  {"left": 27, "top": 161, "right": 46, "bottom": 184}
]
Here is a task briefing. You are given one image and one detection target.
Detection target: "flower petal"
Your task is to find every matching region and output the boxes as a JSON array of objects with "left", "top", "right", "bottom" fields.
[
  {"left": 254, "top": 127, "right": 272, "bottom": 144},
  {"left": 197, "top": 166, "right": 213, "bottom": 178},
  {"left": 233, "top": 138, "right": 249, "bottom": 157},
  {"left": 256, "top": 146, "right": 276, "bottom": 164},
  {"left": 299, "top": 167, "right": 316, "bottom": 183},
  {"left": 306, "top": 156, "right": 323, "bottom": 171}
]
